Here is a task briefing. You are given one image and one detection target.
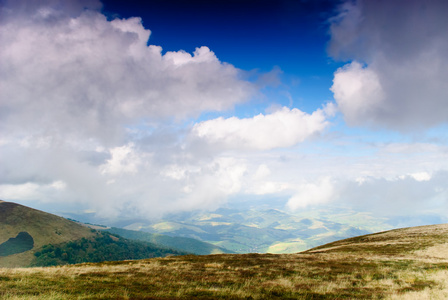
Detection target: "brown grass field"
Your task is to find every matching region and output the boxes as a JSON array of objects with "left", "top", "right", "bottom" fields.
[{"left": 2, "top": 223, "right": 448, "bottom": 299}]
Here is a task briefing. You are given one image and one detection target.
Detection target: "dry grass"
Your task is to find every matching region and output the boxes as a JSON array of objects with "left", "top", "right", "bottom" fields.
[
  {"left": 1, "top": 252, "right": 448, "bottom": 299},
  {"left": 2, "top": 223, "right": 448, "bottom": 299}
]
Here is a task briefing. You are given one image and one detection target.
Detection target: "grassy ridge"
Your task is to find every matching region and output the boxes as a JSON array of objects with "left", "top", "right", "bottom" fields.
[
  {"left": 304, "top": 223, "right": 448, "bottom": 255},
  {"left": 2, "top": 223, "right": 448, "bottom": 299},
  {"left": 1, "top": 253, "right": 447, "bottom": 299},
  {"left": 0, "top": 201, "right": 96, "bottom": 268}
]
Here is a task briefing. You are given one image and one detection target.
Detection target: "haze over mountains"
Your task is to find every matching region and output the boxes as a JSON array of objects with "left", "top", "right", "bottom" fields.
[
  {"left": 0, "top": 200, "right": 388, "bottom": 268},
  {"left": 118, "top": 208, "right": 374, "bottom": 253},
  {"left": 3, "top": 201, "right": 448, "bottom": 298},
  {"left": 4, "top": 196, "right": 446, "bottom": 269},
  {"left": 0, "top": 201, "right": 225, "bottom": 267},
  {"left": 62, "top": 204, "right": 394, "bottom": 254}
]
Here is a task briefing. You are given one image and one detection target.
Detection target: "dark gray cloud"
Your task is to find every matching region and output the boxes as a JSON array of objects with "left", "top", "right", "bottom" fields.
[{"left": 329, "top": 0, "right": 448, "bottom": 130}]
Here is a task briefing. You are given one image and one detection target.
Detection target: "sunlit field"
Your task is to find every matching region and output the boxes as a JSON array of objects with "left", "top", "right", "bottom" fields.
[{"left": 3, "top": 224, "right": 448, "bottom": 299}]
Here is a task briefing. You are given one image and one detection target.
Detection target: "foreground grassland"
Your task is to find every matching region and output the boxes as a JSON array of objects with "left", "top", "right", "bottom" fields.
[{"left": 2, "top": 224, "right": 448, "bottom": 299}]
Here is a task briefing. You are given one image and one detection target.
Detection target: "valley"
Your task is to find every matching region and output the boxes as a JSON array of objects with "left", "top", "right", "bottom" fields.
[{"left": 67, "top": 206, "right": 390, "bottom": 254}]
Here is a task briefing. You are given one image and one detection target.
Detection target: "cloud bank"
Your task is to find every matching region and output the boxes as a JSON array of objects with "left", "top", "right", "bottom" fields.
[
  {"left": 329, "top": 0, "right": 448, "bottom": 130},
  {"left": 0, "top": 0, "right": 446, "bottom": 226},
  {"left": 0, "top": 0, "right": 256, "bottom": 217},
  {"left": 0, "top": 0, "right": 253, "bottom": 144}
]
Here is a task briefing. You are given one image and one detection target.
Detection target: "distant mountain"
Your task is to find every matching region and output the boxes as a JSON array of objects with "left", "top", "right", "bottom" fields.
[
  {"left": 118, "top": 207, "right": 375, "bottom": 253},
  {"left": 0, "top": 201, "right": 186, "bottom": 267},
  {"left": 104, "top": 227, "right": 233, "bottom": 255}
]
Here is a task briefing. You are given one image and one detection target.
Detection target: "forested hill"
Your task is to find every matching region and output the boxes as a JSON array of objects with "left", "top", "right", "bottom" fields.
[
  {"left": 0, "top": 201, "right": 187, "bottom": 267},
  {"left": 31, "top": 231, "right": 188, "bottom": 267}
]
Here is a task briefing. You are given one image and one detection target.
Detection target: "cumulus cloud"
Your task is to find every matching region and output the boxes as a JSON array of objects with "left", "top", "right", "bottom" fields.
[
  {"left": 331, "top": 61, "right": 385, "bottom": 126},
  {"left": 0, "top": 0, "right": 258, "bottom": 218},
  {"left": 0, "top": 0, "right": 254, "bottom": 144},
  {"left": 99, "top": 143, "right": 143, "bottom": 176},
  {"left": 191, "top": 106, "right": 330, "bottom": 151},
  {"left": 0, "top": 132, "right": 249, "bottom": 219},
  {"left": 329, "top": 0, "right": 448, "bottom": 130}
]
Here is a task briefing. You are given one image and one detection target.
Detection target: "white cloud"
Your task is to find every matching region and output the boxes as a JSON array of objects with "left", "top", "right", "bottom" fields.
[
  {"left": 0, "top": 180, "right": 67, "bottom": 202},
  {"left": 339, "top": 171, "right": 448, "bottom": 217},
  {"left": 286, "top": 177, "right": 335, "bottom": 211},
  {"left": 140, "top": 156, "right": 248, "bottom": 215},
  {"left": 99, "top": 143, "right": 143, "bottom": 176},
  {"left": 191, "top": 106, "right": 329, "bottom": 151},
  {"left": 329, "top": 0, "right": 448, "bottom": 130},
  {"left": 0, "top": 0, "right": 254, "bottom": 144},
  {"left": 404, "top": 172, "right": 432, "bottom": 182},
  {"left": 283, "top": 170, "right": 447, "bottom": 218},
  {"left": 246, "top": 164, "right": 292, "bottom": 195},
  {"left": 331, "top": 61, "right": 385, "bottom": 126},
  {"left": 253, "top": 164, "right": 271, "bottom": 180},
  {"left": 0, "top": 0, "right": 258, "bottom": 218}
]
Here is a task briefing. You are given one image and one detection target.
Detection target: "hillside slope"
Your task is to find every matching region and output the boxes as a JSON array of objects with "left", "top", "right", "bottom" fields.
[
  {"left": 2, "top": 223, "right": 448, "bottom": 299},
  {"left": 0, "top": 201, "right": 187, "bottom": 268},
  {"left": 0, "top": 200, "right": 96, "bottom": 267},
  {"left": 104, "top": 227, "right": 233, "bottom": 255},
  {"left": 304, "top": 223, "right": 448, "bottom": 257}
]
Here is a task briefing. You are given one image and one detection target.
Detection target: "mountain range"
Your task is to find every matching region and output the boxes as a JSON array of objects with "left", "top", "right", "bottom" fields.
[{"left": 112, "top": 207, "right": 384, "bottom": 253}]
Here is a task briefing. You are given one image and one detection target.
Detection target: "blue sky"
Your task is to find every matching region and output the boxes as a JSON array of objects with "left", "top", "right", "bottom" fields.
[
  {"left": 1, "top": 0, "right": 448, "bottom": 227},
  {"left": 102, "top": 0, "right": 341, "bottom": 113}
]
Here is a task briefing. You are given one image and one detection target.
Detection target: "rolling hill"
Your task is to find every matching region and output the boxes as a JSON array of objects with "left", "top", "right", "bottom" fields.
[
  {"left": 0, "top": 201, "right": 187, "bottom": 267},
  {"left": 2, "top": 223, "right": 448, "bottom": 298},
  {"left": 0, "top": 200, "right": 96, "bottom": 267},
  {"left": 104, "top": 227, "right": 233, "bottom": 255},
  {"left": 119, "top": 207, "right": 373, "bottom": 253},
  {"left": 304, "top": 222, "right": 448, "bottom": 257}
]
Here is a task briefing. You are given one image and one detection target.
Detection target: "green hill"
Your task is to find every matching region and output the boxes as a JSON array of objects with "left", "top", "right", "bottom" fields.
[
  {"left": 0, "top": 200, "right": 96, "bottom": 267},
  {"left": 0, "top": 231, "right": 34, "bottom": 256},
  {"left": 104, "top": 227, "right": 233, "bottom": 255},
  {"left": 30, "top": 231, "right": 188, "bottom": 267},
  {"left": 0, "top": 201, "right": 187, "bottom": 267}
]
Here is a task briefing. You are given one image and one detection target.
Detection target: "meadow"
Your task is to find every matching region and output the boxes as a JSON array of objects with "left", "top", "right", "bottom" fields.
[
  {"left": 2, "top": 224, "right": 448, "bottom": 299},
  {"left": 1, "top": 252, "right": 448, "bottom": 299}
]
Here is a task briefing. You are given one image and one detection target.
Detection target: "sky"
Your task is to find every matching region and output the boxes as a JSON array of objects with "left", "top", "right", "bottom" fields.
[{"left": 1, "top": 0, "right": 448, "bottom": 227}]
